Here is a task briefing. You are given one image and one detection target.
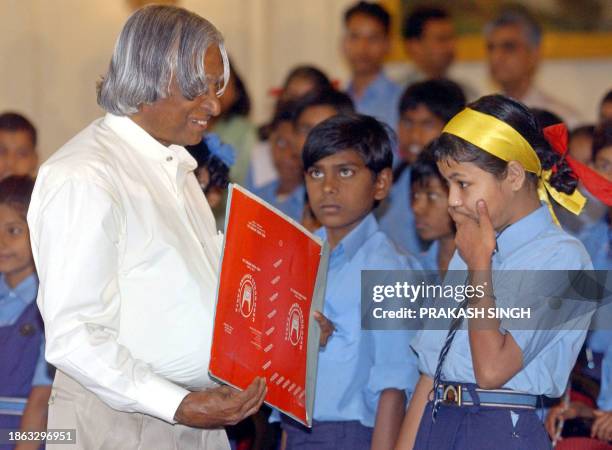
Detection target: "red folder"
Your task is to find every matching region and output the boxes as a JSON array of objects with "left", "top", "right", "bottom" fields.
[{"left": 209, "top": 184, "right": 328, "bottom": 427}]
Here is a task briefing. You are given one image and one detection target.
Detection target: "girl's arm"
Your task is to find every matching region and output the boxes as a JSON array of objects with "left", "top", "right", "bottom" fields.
[
  {"left": 16, "top": 385, "right": 51, "bottom": 450},
  {"left": 394, "top": 374, "right": 433, "bottom": 450},
  {"left": 372, "top": 388, "right": 406, "bottom": 450}
]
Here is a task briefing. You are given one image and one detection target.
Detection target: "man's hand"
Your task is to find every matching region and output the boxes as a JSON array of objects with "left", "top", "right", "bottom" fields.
[
  {"left": 449, "top": 199, "right": 496, "bottom": 270},
  {"left": 313, "top": 310, "right": 334, "bottom": 347},
  {"left": 174, "top": 377, "right": 267, "bottom": 428},
  {"left": 592, "top": 410, "right": 612, "bottom": 442}
]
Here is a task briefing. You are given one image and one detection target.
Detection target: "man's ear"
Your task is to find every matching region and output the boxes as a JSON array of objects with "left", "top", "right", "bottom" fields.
[
  {"left": 374, "top": 167, "right": 393, "bottom": 201},
  {"left": 506, "top": 160, "right": 527, "bottom": 191}
]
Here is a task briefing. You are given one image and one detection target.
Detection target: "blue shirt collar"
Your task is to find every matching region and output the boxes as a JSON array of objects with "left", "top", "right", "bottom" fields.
[
  {"left": 347, "top": 72, "right": 393, "bottom": 100},
  {"left": 0, "top": 273, "right": 38, "bottom": 304},
  {"left": 316, "top": 213, "right": 379, "bottom": 262},
  {"left": 495, "top": 204, "right": 555, "bottom": 261}
]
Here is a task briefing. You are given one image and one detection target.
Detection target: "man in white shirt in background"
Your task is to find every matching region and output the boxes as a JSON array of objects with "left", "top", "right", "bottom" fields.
[
  {"left": 27, "top": 6, "right": 267, "bottom": 449},
  {"left": 484, "top": 9, "right": 582, "bottom": 128}
]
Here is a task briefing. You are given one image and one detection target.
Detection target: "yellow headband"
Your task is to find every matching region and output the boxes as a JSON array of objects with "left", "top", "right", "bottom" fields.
[{"left": 442, "top": 108, "right": 586, "bottom": 224}]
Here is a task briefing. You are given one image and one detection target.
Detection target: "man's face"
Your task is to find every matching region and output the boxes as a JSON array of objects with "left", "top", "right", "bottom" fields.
[
  {"left": 404, "top": 19, "right": 456, "bottom": 77},
  {"left": 397, "top": 105, "right": 445, "bottom": 164},
  {"left": 486, "top": 25, "right": 538, "bottom": 89},
  {"left": 305, "top": 149, "right": 390, "bottom": 235},
  {"left": 342, "top": 14, "right": 389, "bottom": 77},
  {"left": 411, "top": 176, "right": 453, "bottom": 241},
  {"left": 294, "top": 105, "right": 338, "bottom": 152},
  {"left": 136, "top": 45, "right": 224, "bottom": 147},
  {"left": 0, "top": 130, "right": 38, "bottom": 180}
]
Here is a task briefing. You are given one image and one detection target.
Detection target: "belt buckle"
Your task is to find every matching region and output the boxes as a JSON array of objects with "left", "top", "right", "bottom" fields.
[{"left": 442, "top": 384, "right": 462, "bottom": 406}]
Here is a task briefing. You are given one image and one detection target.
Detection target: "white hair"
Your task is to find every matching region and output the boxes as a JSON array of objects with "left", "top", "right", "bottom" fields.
[{"left": 97, "top": 5, "right": 230, "bottom": 115}]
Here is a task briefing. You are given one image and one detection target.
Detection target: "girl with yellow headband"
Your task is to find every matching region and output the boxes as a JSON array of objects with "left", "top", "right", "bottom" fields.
[{"left": 396, "top": 95, "right": 594, "bottom": 450}]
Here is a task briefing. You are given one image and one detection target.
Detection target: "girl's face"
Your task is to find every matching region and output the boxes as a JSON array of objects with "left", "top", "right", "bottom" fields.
[
  {"left": 437, "top": 158, "right": 515, "bottom": 231},
  {"left": 0, "top": 204, "right": 35, "bottom": 287}
]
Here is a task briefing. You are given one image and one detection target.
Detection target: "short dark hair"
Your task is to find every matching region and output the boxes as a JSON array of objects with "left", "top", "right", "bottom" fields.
[
  {"left": 269, "top": 100, "right": 298, "bottom": 131},
  {"left": 570, "top": 124, "right": 595, "bottom": 140},
  {"left": 402, "top": 6, "right": 449, "bottom": 40},
  {"left": 602, "top": 89, "right": 612, "bottom": 105},
  {"left": 485, "top": 9, "right": 542, "bottom": 48},
  {"left": 399, "top": 79, "right": 465, "bottom": 123},
  {"left": 283, "top": 65, "right": 332, "bottom": 93},
  {"left": 302, "top": 114, "right": 394, "bottom": 176},
  {"left": 344, "top": 1, "right": 391, "bottom": 35},
  {"left": 0, "top": 112, "right": 37, "bottom": 147},
  {"left": 185, "top": 140, "right": 229, "bottom": 193},
  {"left": 430, "top": 94, "right": 578, "bottom": 195},
  {"left": 410, "top": 147, "right": 445, "bottom": 189},
  {"left": 0, "top": 175, "right": 35, "bottom": 217},
  {"left": 293, "top": 89, "right": 355, "bottom": 125},
  {"left": 593, "top": 121, "right": 612, "bottom": 159}
]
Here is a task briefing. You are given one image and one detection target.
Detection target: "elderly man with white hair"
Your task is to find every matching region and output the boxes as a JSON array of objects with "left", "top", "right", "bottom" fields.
[{"left": 27, "top": 6, "right": 267, "bottom": 449}]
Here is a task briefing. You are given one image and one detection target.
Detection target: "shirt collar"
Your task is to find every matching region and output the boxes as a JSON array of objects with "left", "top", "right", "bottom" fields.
[
  {"left": 348, "top": 71, "right": 392, "bottom": 99},
  {"left": 495, "top": 204, "right": 555, "bottom": 261},
  {"left": 315, "top": 213, "right": 379, "bottom": 262},
  {"left": 0, "top": 273, "right": 38, "bottom": 304},
  {"left": 103, "top": 113, "right": 197, "bottom": 172}
]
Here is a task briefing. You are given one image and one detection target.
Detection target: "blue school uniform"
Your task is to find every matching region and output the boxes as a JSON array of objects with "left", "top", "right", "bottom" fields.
[
  {"left": 378, "top": 168, "right": 424, "bottom": 255},
  {"left": 411, "top": 205, "right": 594, "bottom": 450},
  {"left": 251, "top": 181, "right": 305, "bottom": 222},
  {"left": 279, "top": 213, "right": 421, "bottom": 450},
  {"left": 598, "top": 343, "right": 612, "bottom": 410},
  {"left": 346, "top": 72, "right": 402, "bottom": 132},
  {"left": 579, "top": 214, "right": 612, "bottom": 270},
  {"left": 0, "top": 274, "right": 52, "bottom": 432}
]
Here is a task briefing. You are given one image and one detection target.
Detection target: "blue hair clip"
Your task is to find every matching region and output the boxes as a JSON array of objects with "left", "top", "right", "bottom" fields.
[{"left": 204, "top": 133, "right": 236, "bottom": 167}]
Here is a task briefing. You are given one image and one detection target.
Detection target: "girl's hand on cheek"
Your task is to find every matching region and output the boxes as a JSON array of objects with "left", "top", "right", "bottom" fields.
[{"left": 449, "top": 199, "right": 496, "bottom": 270}]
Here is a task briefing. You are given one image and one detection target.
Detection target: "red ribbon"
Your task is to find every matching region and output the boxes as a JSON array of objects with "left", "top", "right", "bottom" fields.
[{"left": 543, "top": 123, "right": 612, "bottom": 206}]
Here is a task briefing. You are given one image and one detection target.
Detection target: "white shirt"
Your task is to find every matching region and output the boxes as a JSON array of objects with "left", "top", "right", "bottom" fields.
[{"left": 28, "top": 114, "right": 224, "bottom": 423}]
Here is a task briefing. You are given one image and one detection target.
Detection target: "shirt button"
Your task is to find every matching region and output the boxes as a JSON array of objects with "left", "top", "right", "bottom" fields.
[{"left": 166, "top": 156, "right": 173, "bottom": 162}]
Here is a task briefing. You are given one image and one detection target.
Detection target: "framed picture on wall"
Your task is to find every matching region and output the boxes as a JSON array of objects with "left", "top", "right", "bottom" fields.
[{"left": 381, "top": 0, "right": 612, "bottom": 61}]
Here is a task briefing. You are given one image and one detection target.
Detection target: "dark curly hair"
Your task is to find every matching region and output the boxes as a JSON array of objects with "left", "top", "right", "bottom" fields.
[{"left": 430, "top": 94, "right": 578, "bottom": 195}]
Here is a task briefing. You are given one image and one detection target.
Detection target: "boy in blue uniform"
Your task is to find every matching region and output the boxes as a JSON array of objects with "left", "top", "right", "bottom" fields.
[
  {"left": 0, "top": 176, "right": 53, "bottom": 449},
  {"left": 397, "top": 95, "right": 597, "bottom": 449},
  {"left": 276, "top": 114, "right": 420, "bottom": 450},
  {"left": 378, "top": 79, "right": 465, "bottom": 255}
]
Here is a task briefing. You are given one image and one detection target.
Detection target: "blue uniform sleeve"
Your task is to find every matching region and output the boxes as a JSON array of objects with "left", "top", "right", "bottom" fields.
[
  {"left": 31, "top": 341, "right": 53, "bottom": 386},
  {"left": 598, "top": 343, "right": 612, "bottom": 410}
]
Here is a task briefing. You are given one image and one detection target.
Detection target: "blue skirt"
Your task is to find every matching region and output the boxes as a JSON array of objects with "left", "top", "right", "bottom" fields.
[{"left": 414, "top": 400, "right": 552, "bottom": 450}]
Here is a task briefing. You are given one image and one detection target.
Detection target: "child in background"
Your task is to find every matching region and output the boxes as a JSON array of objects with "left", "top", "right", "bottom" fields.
[
  {"left": 0, "top": 176, "right": 52, "bottom": 450},
  {"left": 277, "top": 114, "right": 420, "bottom": 450},
  {"left": 378, "top": 79, "right": 465, "bottom": 255},
  {"left": 252, "top": 101, "right": 305, "bottom": 222},
  {"left": 410, "top": 148, "right": 455, "bottom": 276},
  {"left": 0, "top": 112, "right": 39, "bottom": 181},
  {"left": 569, "top": 125, "right": 595, "bottom": 166}
]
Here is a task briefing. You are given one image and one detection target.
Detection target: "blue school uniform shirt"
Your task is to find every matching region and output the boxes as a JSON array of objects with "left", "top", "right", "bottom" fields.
[
  {"left": 346, "top": 72, "right": 402, "bottom": 131},
  {"left": 252, "top": 181, "right": 305, "bottom": 222},
  {"left": 579, "top": 214, "right": 612, "bottom": 270},
  {"left": 598, "top": 342, "right": 612, "bottom": 410},
  {"left": 378, "top": 168, "right": 423, "bottom": 255},
  {"left": 411, "top": 205, "right": 593, "bottom": 397},
  {"left": 0, "top": 274, "right": 52, "bottom": 388}
]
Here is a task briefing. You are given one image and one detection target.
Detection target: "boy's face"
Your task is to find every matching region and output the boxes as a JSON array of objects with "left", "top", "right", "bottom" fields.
[
  {"left": 411, "top": 177, "right": 453, "bottom": 241},
  {"left": 343, "top": 13, "right": 389, "bottom": 77},
  {"left": 398, "top": 105, "right": 444, "bottom": 164},
  {"left": 600, "top": 101, "right": 612, "bottom": 124},
  {"left": 0, "top": 204, "right": 35, "bottom": 286},
  {"left": 271, "top": 121, "right": 302, "bottom": 186},
  {"left": 305, "top": 149, "right": 391, "bottom": 238},
  {"left": 569, "top": 133, "right": 593, "bottom": 165},
  {"left": 294, "top": 105, "right": 338, "bottom": 152},
  {"left": 0, "top": 130, "right": 38, "bottom": 180}
]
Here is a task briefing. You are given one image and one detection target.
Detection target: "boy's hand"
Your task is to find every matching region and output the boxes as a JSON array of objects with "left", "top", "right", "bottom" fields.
[
  {"left": 313, "top": 311, "right": 334, "bottom": 347},
  {"left": 592, "top": 410, "right": 612, "bottom": 441}
]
